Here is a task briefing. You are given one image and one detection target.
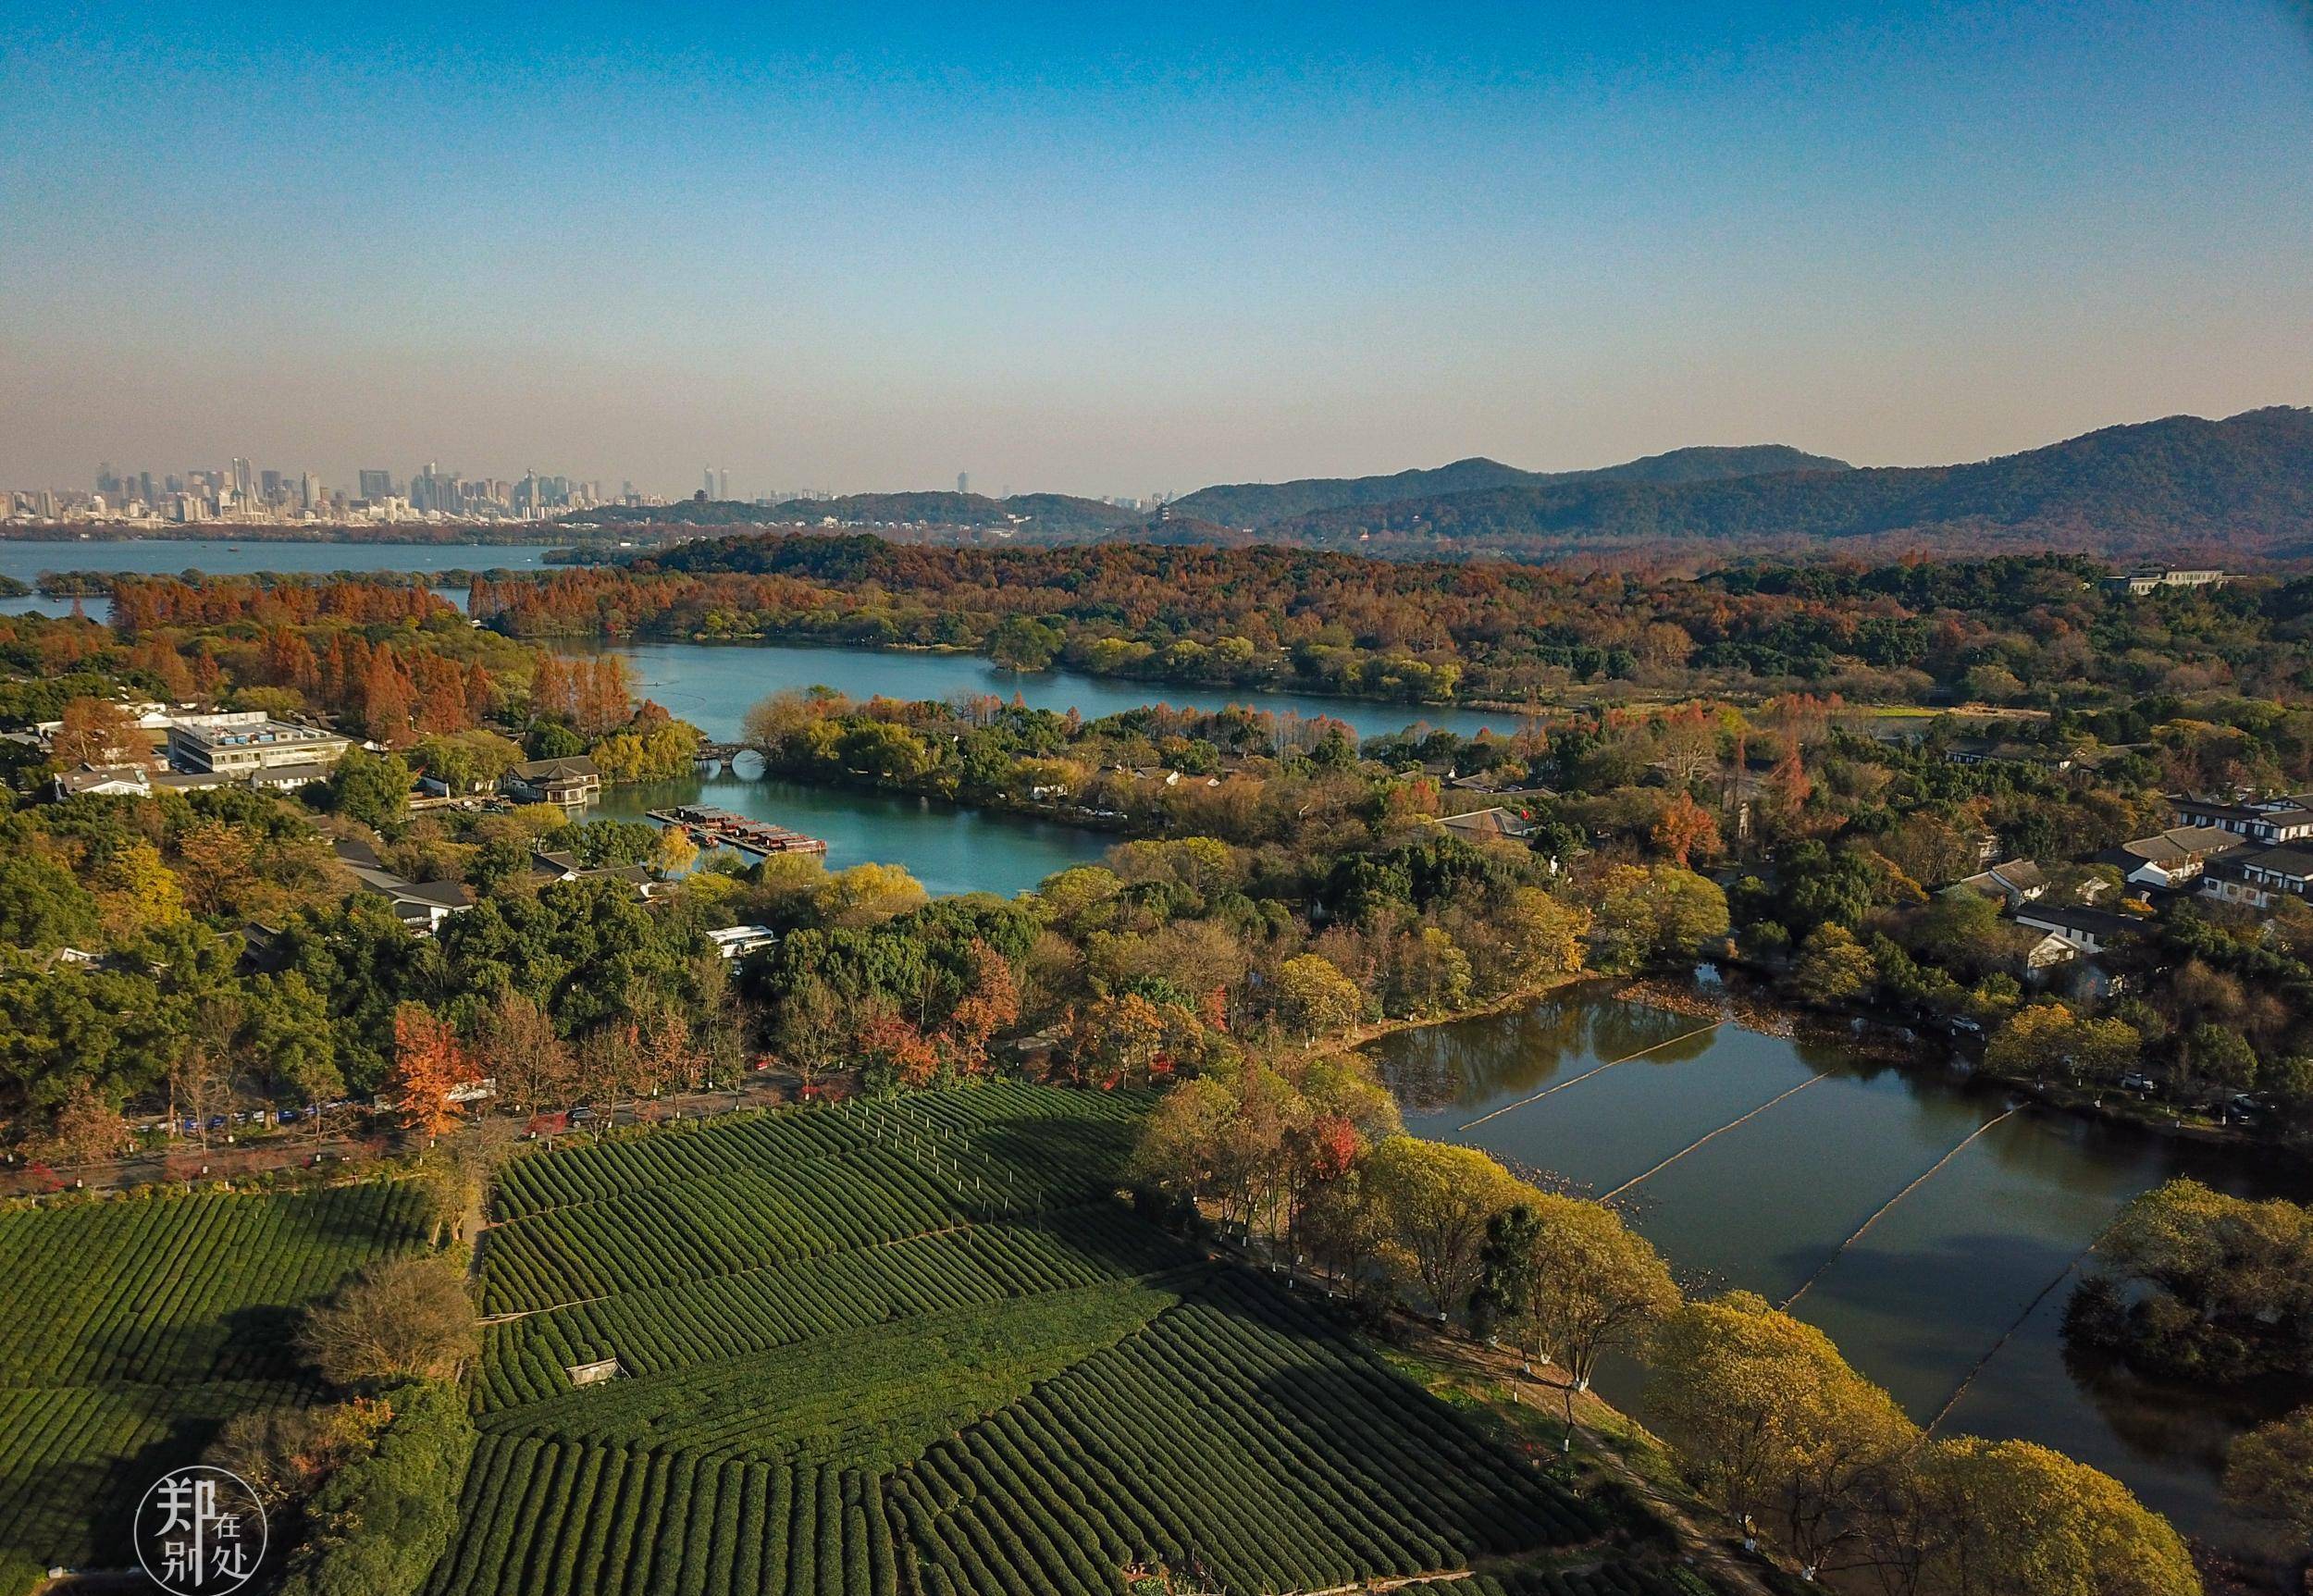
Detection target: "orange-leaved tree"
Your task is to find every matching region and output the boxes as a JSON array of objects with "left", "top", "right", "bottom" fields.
[{"left": 390, "top": 1003, "right": 473, "bottom": 1137}]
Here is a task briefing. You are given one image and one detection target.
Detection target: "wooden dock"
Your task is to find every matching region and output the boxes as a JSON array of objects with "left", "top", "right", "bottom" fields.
[{"left": 647, "top": 805, "right": 828, "bottom": 857}]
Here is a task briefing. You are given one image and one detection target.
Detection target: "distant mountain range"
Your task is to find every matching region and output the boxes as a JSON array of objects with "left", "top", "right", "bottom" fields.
[
  {"left": 1165, "top": 444, "right": 1851, "bottom": 527},
  {"left": 569, "top": 407, "right": 2313, "bottom": 565},
  {"left": 1231, "top": 407, "right": 2313, "bottom": 563}
]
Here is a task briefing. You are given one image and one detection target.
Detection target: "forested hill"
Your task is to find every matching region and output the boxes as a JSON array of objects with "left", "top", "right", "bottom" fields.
[
  {"left": 567, "top": 408, "right": 2312, "bottom": 565},
  {"left": 1255, "top": 407, "right": 2313, "bottom": 563},
  {"left": 1168, "top": 443, "right": 1849, "bottom": 526}
]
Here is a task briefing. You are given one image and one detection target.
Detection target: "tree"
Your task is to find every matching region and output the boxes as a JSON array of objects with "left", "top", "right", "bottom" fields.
[
  {"left": 1363, "top": 1136, "right": 1528, "bottom": 1319},
  {"left": 1912, "top": 1437, "right": 2198, "bottom": 1596},
  {"left": 1129, "top": 1075, "right": 1244, "bottom": 1205},
  {"left": 172, "top": 821, "right": 259, "bottom": 920},
  {"left": 768, "top": 975, "right": 846, "bottom": 1085},
  {"left": 1651, "top": 792, "right": 1723, "bottom": 868},
  {"left": 326, "top": 747, "right": 412, "bottom": 831},
  {"left": 938, "top": 940, "right": 1019, "bottom": 1078},
  {"left": 0, "top": 853, "right": 102, "bottom": 953},
  {"left": 1588, "top": 863, "right": 1730, "bottom": 974},
  {"left": 650, "top": 823, "right": 699, "bottom": 877},
  {"left": 51, "top": 696, "right": 143, "bottom": 767},
  {"left": 1502, "top": 885, "right": 1590, "bottom": 979},
  {"left": 812, "top": 861, "right": 929, "bottom": 928},
  {"left": 1065, "top": 991, "right": 1189, "bottom": 1089},
  {"left": 275, "top": 1379, "right": 476, "bottom": 1596},
  {"left": 2183, "top": 1021, "right": 2259, "bottom": 1094},
  {"left": 244, "top": 971, "right": 341, "bottom": 1113},
  {"left": 389, "top": 1003, "right": 473, "bottom": 1137},
  {"left": 205, "top": 1397, "right": 392, "bottom": 1509},
  {"left": 96, "top": 839, "right": 186, "bottom": 934},
  {"left": 1647, "top": 1292, "right": 1919, "bottom": 1577},
  {"left": 854, "top": 1003, "right": 940, "bottom": 1095},
  {"left": 2222, "top": 1404, "right": 2313, "bottom": 1567},
  {"left": 1476, "top": 1194, "right": 1679, "bottom": 1394},
  {"left": 988, "top": 615, "right": 1064, "bottom": 672},
  {"left": 2100, "top": 1179, "right": 2312, "bottom": 1329},
  {"left": 1273, "top": 953, "right": 1369, "bottom": 1044},
  {"left": 1792, "top": 923, "right": 1876, "bottom": 1003},
  {"left": 32, "top": 1081, "right": 129, "bottom": 1168},
  {"left": 168, "top": 996, "right": 240, "bottom": 1151},
  {"left": 629, "top": 993, "right": 703, "bottom": 1095},
  {"left": 475, "top": 987, "right": 572, "bottom": 1113},
  {"left": 1985, "top": 1004, "right": 2139, "bottom": 1083},
  {"left": 296, "top": 1256, "right": 480, "bottom": 1387}
]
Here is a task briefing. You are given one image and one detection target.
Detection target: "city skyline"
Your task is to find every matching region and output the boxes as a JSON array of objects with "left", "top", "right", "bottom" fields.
[
  {"left": 4, "top": 452, "right": 1175, "bottom": 523},
  {"left": 3, "top": 3, "right": 2310, "bottom": 497}
]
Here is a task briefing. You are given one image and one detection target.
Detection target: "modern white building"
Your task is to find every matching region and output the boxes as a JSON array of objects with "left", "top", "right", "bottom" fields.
[{"left": 166, "top": 712, "right": 349, "bottom": 780}]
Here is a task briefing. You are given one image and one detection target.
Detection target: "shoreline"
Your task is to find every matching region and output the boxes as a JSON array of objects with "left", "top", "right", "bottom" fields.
[{"left": 1371, "top": 968, "right": 2313, "bottom": 1168}]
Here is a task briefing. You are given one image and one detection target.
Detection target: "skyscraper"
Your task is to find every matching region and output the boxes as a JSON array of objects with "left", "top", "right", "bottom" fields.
[
  {"left": 719, "top": 469, "right": 730, "bottom": 501},
  {"left": 703, "top": 466, "right": 716, "bottom": 498},
  {"left": 957, "top": 472, "right": 970, "bottom": 495},
  {"left": 358, "top": 469, "right": 392, "bottom": 501}
]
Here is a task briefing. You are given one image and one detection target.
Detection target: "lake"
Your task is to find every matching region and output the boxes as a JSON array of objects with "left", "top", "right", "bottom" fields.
[
  {"left": 579, "top": 637, "right": 1515, "bottom": 745},
  {"left": 2, "top": 538, "right": 1512, "bottom": 897},
  {"left": 0, "top": 538, "right": 1523, "bottom": 745},
  {"left": 0, "top": 538, "right": 556, "bottom": 624},
  {"left": 594, "top": 768, "right": 1111, "bottom": 900},
  {"left": 1366, "top": 984, "right": 2313, "bottom": 1550}
]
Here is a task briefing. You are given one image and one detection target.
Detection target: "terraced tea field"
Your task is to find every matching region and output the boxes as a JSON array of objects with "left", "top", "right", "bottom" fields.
[
  {"left": 432, "top": 1084, "right": 1725, "bottom": 1595},
  {"left": 0, "top": 1180, "right": 434, "bottom": 1570}
]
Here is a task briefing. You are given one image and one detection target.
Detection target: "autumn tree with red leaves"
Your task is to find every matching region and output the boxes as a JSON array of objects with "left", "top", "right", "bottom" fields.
[
  {"left": 390, "top": 1003, "right": 475, "bottom": 1136},
  {"left": 1651, "top": 792, "right": 1724, "bottom": 868}
]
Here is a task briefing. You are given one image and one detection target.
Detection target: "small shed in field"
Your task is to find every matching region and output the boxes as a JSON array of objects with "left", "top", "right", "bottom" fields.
[{"left": 566, "top": 1357, "right": 623, "bottom": 1387}]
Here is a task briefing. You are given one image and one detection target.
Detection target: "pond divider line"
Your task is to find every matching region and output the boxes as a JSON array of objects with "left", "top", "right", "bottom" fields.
[
  {"left": 1925, "top": 1223, "right": 2109, "bottom": 1436},
  {"left": 1454, "top": 1021, "right": 1725, "bottom": 1132},
  {"left": 1596, "top": 1072, "right": 1832, "bottom": 1202},
  {"left": 1780, "top": 1107, "right": 2022, "bottom": 1311}
]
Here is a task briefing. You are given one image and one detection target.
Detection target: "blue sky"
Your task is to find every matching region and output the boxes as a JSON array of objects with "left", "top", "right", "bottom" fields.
[{"left": 3, "top": 1, "right": 2308, "bottom": 496}]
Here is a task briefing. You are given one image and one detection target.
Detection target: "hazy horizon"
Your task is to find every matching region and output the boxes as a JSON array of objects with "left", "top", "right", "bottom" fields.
[{"left": 5, "top": 1, "right": 2310, "bottom": 498}]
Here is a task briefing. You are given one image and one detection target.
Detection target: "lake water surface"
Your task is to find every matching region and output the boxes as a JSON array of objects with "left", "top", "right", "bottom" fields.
[
  {"left": 1367, "top": 985, "right": 2312, "bottom": 1550},
  {"left": 594, "top": 768, "right": 1111, "bottom": 900},
  {"left": 581, "top": 637, "right": 1512, "bottom": 745}
]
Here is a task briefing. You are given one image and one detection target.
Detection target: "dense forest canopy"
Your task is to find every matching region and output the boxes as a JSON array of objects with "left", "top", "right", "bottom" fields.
[{"left": 471, "top": 541, "right": 2313, "bottom": 711}]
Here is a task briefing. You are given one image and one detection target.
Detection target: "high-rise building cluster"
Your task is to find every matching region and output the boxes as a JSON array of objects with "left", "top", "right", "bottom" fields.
[{"left": 3, "top": 460, "right": 659, "bottom": 526}]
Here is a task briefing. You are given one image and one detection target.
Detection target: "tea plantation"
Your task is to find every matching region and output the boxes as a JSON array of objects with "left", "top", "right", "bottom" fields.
[
  {"left": 429, "top": 1084, "right": 1728, "bottom": 1595},
  {"left": 0, "top": 1180, "right": 434, "bottom": 1570}
]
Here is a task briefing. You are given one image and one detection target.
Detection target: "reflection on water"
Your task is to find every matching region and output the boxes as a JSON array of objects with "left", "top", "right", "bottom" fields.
[
  {"left": 1379, "top": 990, "right": 1711, "bottom": 1116},
  {"left": 592, "top": 770, "right": 1111, "bottom": 900},
  {"left": 1366, "top": 984, "right": 2313, "bottom": 1550},
  {"left": 570, "top": 637, "right": 1515, "bottom": 745}
]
